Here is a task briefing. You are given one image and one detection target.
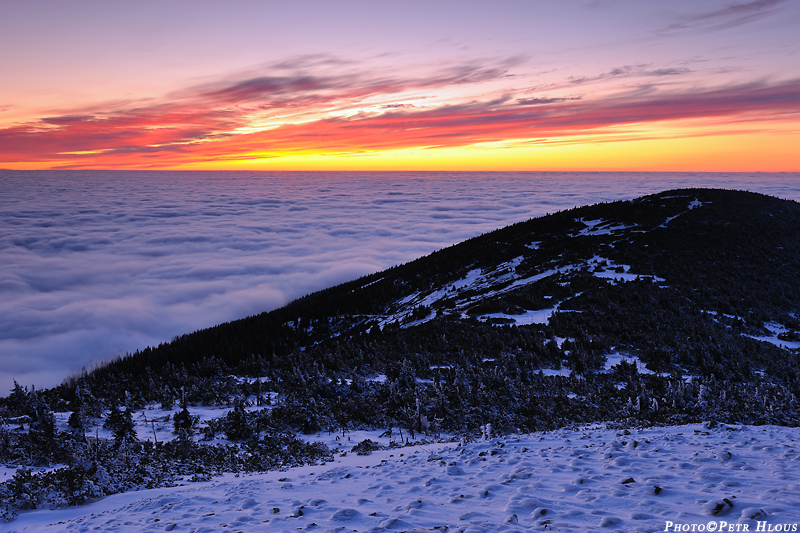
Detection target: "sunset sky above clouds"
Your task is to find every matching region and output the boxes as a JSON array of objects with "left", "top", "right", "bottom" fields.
[{"left": 1, "top": 0, "right": 799, "bottom": 171}]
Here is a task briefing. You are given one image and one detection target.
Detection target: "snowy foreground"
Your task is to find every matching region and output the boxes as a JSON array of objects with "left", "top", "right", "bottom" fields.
[{"left": 4, "top": 423, "right": 800, "bottom": 533}]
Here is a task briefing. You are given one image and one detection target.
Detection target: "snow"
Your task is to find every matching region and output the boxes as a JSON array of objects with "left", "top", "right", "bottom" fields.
[
  {"left": 504, "top": 266, "right": 579, "bottom": 293},
  {"left": 380, "top": 261, "right": 568, "bottom": 328},
  {"left": 700, "top": 313, "right": 800, "bottom": 351},
  {"left": 0, "top": 465, "right": 58, "bottom": 484},
  {"left": 398, "top": 312, "right": 437, "bottom": 329},
  {"left": 702, "top": 310, "right": 740, "bottom": 320},
  {"left": 604, "top": 352, "right": 659, "bottom": 375},
  {"left": 535, "top": 352, "right": 671, "bottom": 384},
  {"left": 482, "top": 306, "right": 557, "bottom": 326},
  {"left": 296, "top": 428, "right": 438, "bottom": 454},
  {"left": 377, "top": 246, "right": 663, "bottom": 330},
  {"left": 5, "top": 423, "right": 800, "bottom": 532},
  {"left": 575, "top": 218, "right": 634, "bottom": 236},
  {"left": 6, "top": 398, "right": 288, "bottom": 449},
  {"left": 746, "top": 322, "right": 800, "bottom": 350},
  {"left": 707, "top": 314, "right": 800, "bottom": 350},
  {"left": 452, "top": 268, "right": 484, "bottom": 291},
  {"left": 589, "top": 256, "right": 665, "bottom": 284},
  {"left": 659, "top": 198, "right": 705, "bottom": 228},
  {"left": 538, "top": 368, "right": 572, "bottom": 377},
  {"left": 357, "top": 277, "right": 385, "bottom": 290},
  {"left": 594, "top": 268, "right": 663, "bottom": 283}
]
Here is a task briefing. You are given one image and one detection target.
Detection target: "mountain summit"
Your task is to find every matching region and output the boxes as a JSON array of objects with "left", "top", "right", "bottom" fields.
[{"left": 76, "top": 188, "right": 800, "bottom": 431}]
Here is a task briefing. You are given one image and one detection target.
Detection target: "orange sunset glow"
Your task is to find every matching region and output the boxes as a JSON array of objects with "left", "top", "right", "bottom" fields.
[{"left": 1, "top": 1, "right": 799, "bottom": 171}]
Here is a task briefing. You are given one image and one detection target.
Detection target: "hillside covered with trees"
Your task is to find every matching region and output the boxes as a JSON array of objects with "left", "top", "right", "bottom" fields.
[{"left": 2, "top": 188, "right": 800, "bottom": 518}]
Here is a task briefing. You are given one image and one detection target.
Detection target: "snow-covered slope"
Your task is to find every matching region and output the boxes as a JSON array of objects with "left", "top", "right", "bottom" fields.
[{"left": 4, "top": 423, "right": 799, "bottom": 533}]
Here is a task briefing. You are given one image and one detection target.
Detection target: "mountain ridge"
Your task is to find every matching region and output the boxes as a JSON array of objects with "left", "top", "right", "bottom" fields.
[
  {"left": 25, "top": 187, "right": 793, "bottom": 432},
  {"left": 3, "top": 187, "right": 800, "bottom": 519},
  {"left": 88, "top": 187, "right": 800, "bottom": 379}
]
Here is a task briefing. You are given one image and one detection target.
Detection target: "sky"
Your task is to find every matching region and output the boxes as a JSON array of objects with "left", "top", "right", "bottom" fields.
[{"left": 1, "top": 0, "right": 799, "bottom": 171}]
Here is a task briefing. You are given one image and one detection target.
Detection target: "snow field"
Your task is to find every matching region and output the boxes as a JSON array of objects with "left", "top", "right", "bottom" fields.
[{"left": 4, "top": 423, "right": 800, "bottom": 532}]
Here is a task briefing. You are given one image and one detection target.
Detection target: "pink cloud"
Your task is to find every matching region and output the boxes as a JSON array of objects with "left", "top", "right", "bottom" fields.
[{"left": 1, "top": 59, "right": 798, "bottom": 168}]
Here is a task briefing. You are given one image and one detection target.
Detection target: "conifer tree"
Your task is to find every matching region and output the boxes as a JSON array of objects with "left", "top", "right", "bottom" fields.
[
  {"left": 173, "top": 402, "right": 194, "bottom": 437},
  {"left": 103, "top": 404, "right": 137, "bottom": 447}
]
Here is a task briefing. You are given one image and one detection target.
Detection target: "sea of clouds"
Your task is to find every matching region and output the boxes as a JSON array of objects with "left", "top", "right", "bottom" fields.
[{"left": 1, "top": 171, "right": 798, "bottom": 392}]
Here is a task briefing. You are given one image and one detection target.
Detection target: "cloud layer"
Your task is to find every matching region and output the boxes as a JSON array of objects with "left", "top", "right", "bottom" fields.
[{"left": 1, "top": 171, "right": 799, "bottom": 392}]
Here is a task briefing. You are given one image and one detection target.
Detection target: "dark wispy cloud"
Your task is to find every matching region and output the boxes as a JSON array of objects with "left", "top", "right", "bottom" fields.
[
  {"left": 582, "top": 0, "right": 621, "bottom": 9},
  {"left": 0, "top": 56, "right": 523, "bottom": 166},
  {"left": 568, "top": 64, "right": 693, "bottom": 85},
  {"left": 516, "top": 97, "right": 582, "bottom": 106},
  {"left": 187, "top": 57, "right": 522, "bottom": 108},
  {"left": 111, "top": 78, "right": 800, "bottom": 164},
  {"left": 665, "top": 0, "right": 788, "bottom": 32}
]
